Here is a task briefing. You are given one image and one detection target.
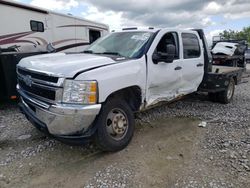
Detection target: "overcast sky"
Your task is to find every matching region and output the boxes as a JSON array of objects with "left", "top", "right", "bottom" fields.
[{"left": 15, "top": 0, "right": 250, "bottom": 43}]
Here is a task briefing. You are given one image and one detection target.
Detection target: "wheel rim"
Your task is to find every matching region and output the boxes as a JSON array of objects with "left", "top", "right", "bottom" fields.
[
  {"left": 227, "top": 80, "right": 234, "bottom": 100},
  {"left": 106, "top": 108, "right": 128, "bottom": 141}
]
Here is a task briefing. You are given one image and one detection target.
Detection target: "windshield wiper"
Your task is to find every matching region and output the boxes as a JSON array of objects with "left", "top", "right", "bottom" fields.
[
  {"left": 83, "top": 50, "right": 124, "bottom": 57},
  {"left": 101, "top": 52, "right": 123, "bottom": 56},
  {"left": 83, "top": 50, "right": 93, "bottom": 54}
]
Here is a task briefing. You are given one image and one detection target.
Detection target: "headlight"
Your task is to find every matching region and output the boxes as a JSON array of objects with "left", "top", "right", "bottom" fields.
[{"left": 62, "top": 80, "right": 97, "bottom": 104}]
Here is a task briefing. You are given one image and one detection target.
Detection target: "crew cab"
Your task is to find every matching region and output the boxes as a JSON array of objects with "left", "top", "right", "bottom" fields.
[{"left": 17, "top": 28, "right": 244, "bottom": 151}]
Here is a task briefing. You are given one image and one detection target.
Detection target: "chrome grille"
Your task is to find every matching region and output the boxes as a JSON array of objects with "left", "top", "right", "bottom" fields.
[
  {"left": 19, "top": 79, "right": 56, "bottom": 100},
  {"left": 17, "top": 67, "right": 64, "bottom": 103}
]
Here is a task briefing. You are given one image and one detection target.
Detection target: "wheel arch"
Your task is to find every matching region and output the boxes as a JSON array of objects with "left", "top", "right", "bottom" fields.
[{"left": 104, "top": 86, "right": 143, "bottom": 112}]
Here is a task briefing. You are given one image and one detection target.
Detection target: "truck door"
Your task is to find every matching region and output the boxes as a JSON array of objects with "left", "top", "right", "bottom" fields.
[
  {"left": 178, "top": 33, "right": 204, "bottom": 94},
  {"left": 146, "top": 31, "right": 182, "bottom": 106}
]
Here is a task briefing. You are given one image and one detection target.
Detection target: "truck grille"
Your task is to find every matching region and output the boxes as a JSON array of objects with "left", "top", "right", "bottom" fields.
[
  {"left": 19, "top": 79, "right": 56, "bottom": 100},
  {"left": 17, "top": 67, "right": 63, "bottom": 103}
]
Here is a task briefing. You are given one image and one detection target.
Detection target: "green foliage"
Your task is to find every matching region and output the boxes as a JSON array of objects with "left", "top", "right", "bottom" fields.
[{"left": 219, "top": 26, "right": 250, "bottom": 43}]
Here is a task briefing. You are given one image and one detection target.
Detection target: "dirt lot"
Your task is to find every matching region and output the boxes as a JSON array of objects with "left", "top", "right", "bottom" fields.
[{"left": 0, "top": 67, "right": 249, "bottom": 188}]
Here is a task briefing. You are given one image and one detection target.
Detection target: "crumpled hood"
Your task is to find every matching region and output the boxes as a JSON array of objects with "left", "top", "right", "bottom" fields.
[
  {"left": 17, "top": 53, "right": 117, "bottom": 78},
  {"left": 212, "top": 42, "right": 238, "bottom": 56}
]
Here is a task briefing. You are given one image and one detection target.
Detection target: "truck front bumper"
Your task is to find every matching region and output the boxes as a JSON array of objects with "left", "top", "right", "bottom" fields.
[{"left": 18, "top": 90, "right": 101, "bottom": 144}]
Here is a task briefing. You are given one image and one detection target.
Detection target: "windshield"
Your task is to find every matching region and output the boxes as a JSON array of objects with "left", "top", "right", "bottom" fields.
[{"left": 84, "top": 31, "right": 154, "bottom": 58}]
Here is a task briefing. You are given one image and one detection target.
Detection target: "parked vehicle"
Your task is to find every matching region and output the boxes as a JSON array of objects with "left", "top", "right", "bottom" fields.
[
  {"left": 211, "top": 36, "right": 248, "bottom": 68},
  {"left": 0, "top": 0, "right": 108, "bottom": 101},
  {"left": 212, "top": 42, "right": 240, "bottom": 56},
  {"left": 17, "top": 28, "right": 244, "bottom": 151},
  {"left": 245, "top": 48, "right": 250, "bottom": 64}
]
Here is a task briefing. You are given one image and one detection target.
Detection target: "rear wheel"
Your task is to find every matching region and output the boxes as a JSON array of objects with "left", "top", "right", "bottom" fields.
[
  {"left": 95, "top": 98, "right": 135, "bottom": 152},
  {"left": 217, "top": 78, "right": 235, "bottom": 104}
]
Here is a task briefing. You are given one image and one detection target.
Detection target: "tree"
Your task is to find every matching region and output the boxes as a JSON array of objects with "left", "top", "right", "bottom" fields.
[{"left": 219, "top": 26, "right": 250, "bottom": 43}]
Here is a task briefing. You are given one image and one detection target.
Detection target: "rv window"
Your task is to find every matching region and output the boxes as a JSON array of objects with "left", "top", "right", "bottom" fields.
[
  {"left": 30, "top": 20, "right": 44, "bottom": 32},
  {"left": 89, "top": 30, "right": 101, "bottom": 43}
]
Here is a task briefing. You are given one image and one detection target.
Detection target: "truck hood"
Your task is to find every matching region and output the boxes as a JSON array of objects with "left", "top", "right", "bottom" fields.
[{"left": 17, "top": 53, "right": 118, "bottom": 78}]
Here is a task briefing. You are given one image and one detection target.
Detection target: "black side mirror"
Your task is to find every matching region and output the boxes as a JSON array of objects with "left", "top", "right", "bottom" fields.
[{"left": 152, "top": 44, "right": 176, "bottom": 64}]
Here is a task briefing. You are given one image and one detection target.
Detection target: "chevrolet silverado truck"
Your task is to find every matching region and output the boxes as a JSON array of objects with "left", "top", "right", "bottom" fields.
[{"left": 17, "top": 28, "right": 244, "bottom": 151}]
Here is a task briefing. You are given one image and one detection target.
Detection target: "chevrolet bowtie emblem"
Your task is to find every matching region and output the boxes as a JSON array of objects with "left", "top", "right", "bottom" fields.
[{"left": 23, "top": 75, "right": 33, "bottom": 87}]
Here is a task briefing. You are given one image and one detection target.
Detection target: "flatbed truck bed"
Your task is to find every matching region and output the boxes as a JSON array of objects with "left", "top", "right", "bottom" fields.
[
  {"left": 212, "top": 65, "right": 243, "bottom": 74},
  {"left": 199, "top": 65, "right": 244, "bottom": 94}
]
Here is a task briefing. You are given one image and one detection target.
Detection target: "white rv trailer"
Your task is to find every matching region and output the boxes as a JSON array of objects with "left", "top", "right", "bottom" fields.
[
  {"left": 0, "top": 0, "right": 109, "bottom": 52},
  {"left": 0, "top": 0, "right": 109, "bottom": 101}
]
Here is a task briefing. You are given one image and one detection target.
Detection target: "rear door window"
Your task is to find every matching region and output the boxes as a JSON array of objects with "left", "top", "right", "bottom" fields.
[{"left": 182, "top": 33, "right": 200, "bottom": 59}]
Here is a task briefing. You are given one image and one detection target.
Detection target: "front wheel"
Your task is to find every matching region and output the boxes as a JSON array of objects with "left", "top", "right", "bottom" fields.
[{"left": 95, "top": 98, "right": 135, "bottom": 152}]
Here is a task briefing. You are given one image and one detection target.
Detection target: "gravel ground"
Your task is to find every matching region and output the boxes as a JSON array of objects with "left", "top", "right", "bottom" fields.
[
  {"left": 136, "top": 69, "right": 250, "bottom": 187},
  {"left": 0, "top": 67, "right": 249, "bottom": 187}
]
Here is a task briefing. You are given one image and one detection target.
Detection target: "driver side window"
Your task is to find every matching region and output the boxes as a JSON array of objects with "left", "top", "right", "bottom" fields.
[{"left": 155, "top": 32, "right": 179, "bottom": 59}]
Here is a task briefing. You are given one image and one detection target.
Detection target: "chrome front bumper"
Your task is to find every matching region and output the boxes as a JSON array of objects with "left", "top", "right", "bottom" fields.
[{"left": 18, "top": 89, "right": 101, "bottom": 136}]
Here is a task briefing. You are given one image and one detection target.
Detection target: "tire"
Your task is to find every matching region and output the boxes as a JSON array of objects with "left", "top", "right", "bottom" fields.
[
  {"left": 95, "top": 98, "right": 135, "bottom": 152},
  {"left": 217, "top": 78, "right": 235, "bottom": 104}
]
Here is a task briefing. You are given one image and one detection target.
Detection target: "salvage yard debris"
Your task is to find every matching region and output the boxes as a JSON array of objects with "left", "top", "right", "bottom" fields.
[{"left": 198, "top": 121, "right": 207, "bottom": 128}]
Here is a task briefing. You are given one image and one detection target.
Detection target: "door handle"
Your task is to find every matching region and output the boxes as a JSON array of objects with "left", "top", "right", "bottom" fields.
[
  {"left": 174, "top": 66, "right": 182, "bottom": 70},
  {"left": 196, "top": 63, "right": 204, "bottom": 67}
]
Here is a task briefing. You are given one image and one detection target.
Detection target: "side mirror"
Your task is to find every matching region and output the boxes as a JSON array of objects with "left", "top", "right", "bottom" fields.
[{"left": 152, "top": 44, "right": 176, "bottom": 64}]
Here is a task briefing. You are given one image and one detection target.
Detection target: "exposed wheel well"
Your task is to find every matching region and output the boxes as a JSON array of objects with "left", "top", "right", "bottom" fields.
[{"left": 105, "top": 86, "right": 142, "bottom": 112}]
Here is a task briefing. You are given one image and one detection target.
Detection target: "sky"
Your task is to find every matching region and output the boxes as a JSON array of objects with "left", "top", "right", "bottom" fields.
[{"left": 14, "top": 0, "right": 250, "bottom": 43}]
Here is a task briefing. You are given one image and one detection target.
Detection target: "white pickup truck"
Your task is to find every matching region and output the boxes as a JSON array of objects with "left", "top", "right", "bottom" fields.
[{"left": 17, "top": 28, "right": 244, "bottom": 151}]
